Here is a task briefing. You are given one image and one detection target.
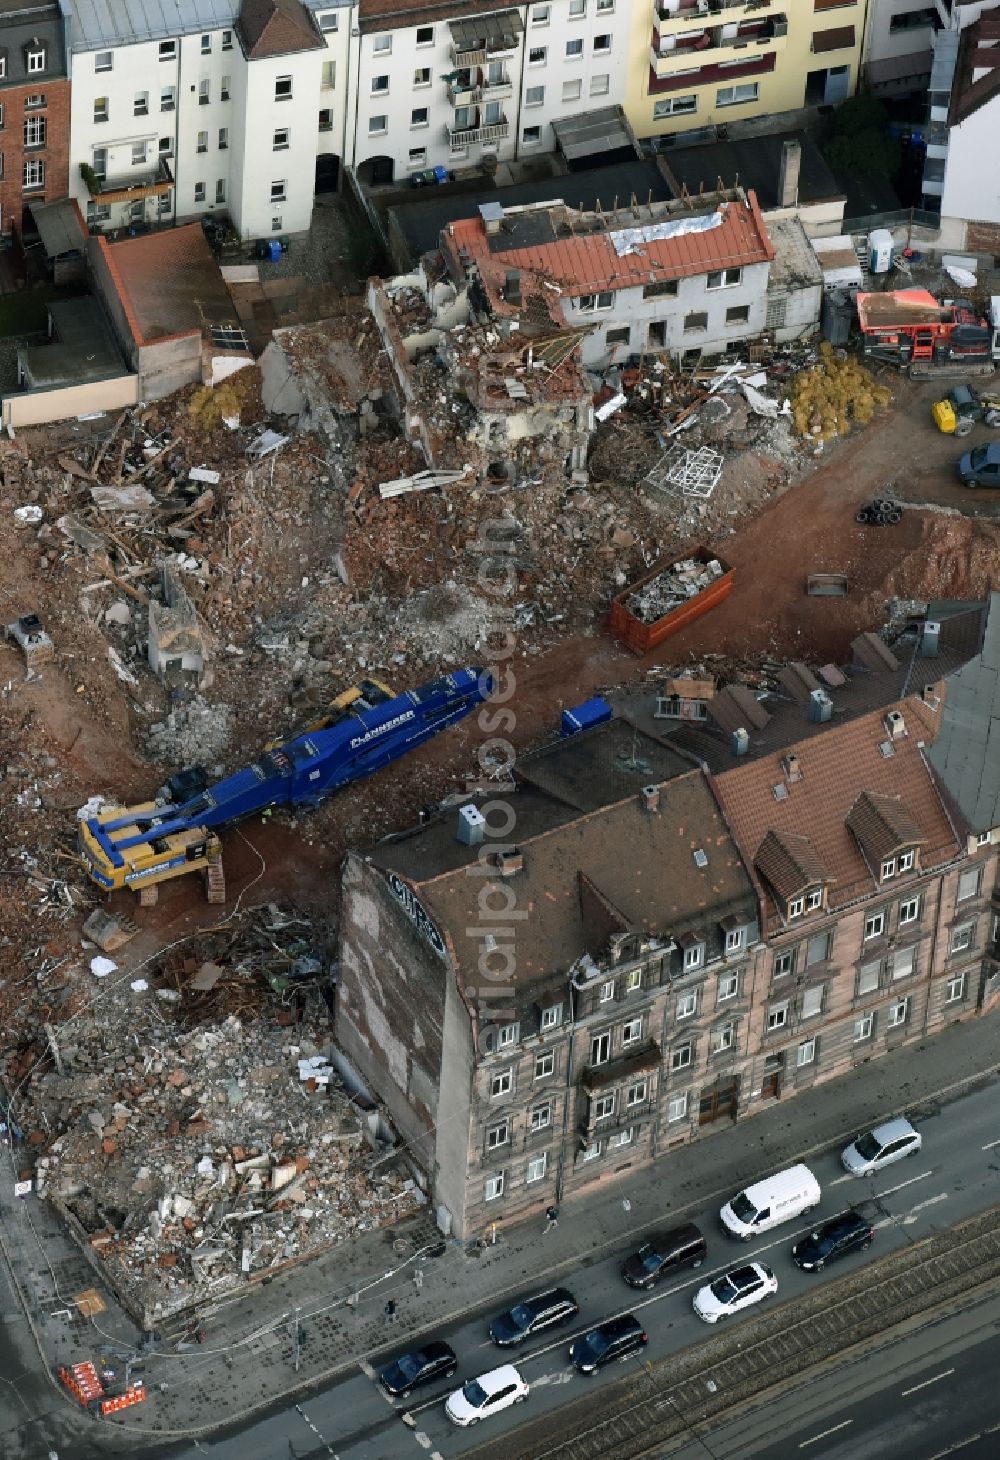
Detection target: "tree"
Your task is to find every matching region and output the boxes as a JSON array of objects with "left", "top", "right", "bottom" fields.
[{"left": 823, "top": 95, "right": 901, "bottom": 177}]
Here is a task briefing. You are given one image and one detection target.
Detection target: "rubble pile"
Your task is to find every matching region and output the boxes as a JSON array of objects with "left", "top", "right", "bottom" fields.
[
  {"left": 790, "top": 343, "right": 893, "bottom": 442},
  {"left": 625, "top": 557, "right": 726, "bottom": 626}
]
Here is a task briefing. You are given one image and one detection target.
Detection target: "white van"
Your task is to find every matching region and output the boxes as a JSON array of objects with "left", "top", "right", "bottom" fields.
[{"left": 720, "top": 1163, "right": 821, "bottom": 1241}]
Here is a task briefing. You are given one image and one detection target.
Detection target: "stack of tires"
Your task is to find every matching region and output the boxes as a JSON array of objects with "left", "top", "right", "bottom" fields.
[{"left": 856, "top": 498, "right": 903, "bottom": 525}]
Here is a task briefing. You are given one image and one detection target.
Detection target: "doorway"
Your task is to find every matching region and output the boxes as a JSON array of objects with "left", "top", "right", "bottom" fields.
[
  {"left": 699, "top": 1077, "right": 740, "bottom": 1125},
  {"left": 762, "top": 1053, "right": 783, "bottom": 1100}
]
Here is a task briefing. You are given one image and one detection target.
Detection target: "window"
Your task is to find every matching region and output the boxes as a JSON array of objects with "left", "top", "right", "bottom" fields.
[
  {"left": 161, "top": 85, "right": 176, "bottom": 111},
  {"left": 654, "top": 95, "right": 698, "bottom": 117},
  {"left": 271, "top": 215, "right": 282, "bottom": 231},
  {"left": 221, "top": 75, "right": 231, "bottom": 101},
  {"left": 598, "top": 0, "right": 615, "bottom": 9},
  {"left": 609, "top": 1128, "right": 633, "bottom": 1149},
  {"left": 806, "top": 931, "right": 831, "bottom": 966},
  {"left": 372, "top": 74, "right": 389, "bottom": 95},
  {"left": 683, "top": 941, "right": 704, "bottom": 970},
  {"left": 899, "top": 896, "right": 920, "bottom": 926},
  {"left": 27, "top": 47, "right": 45, "bottom": 72},
  {"left": 976, "top": 831, "right": 992, "bottom": 847},
  {"left": 529, "top": 46, "right": 547, "bottom": 65},
  {"left": 569, "top": 0, "right": 586, "bottom": 12},
  {"left": 408, "top": 146, "right": 426, "bottom": 166},
  {"left": 491, "top": 1068, "right": 512, "bottom": 1098},
  {"left": 532, "top": 3, "right": 551, "bottom": 22},
  {"left": 215, "top": 178, "right": 225, "bottom": 203},
  {"left": 626, "top": 1079, "right": 647, "bottom": 1107},
  {"left": 525, "top": 85, "right": 545, "bottom": 106},
  {"left": 591, "top": 1032, "right": 611, "bottom": 1066},
  {"left": 485, "top": 1171, "right": 505, "bottom": 1201},
  {"left": 157, "top": 193, "right": 171, "bottom": 215},
  {"left": 854, "top": 1012, "right": 874, "bottom": 1042},
  {"left": 881, "top": 858, "right": 896, "bottom": 881},
  {"left": 857, "top": 960, "right": 881, "bottom": 997},
  {"left": 578, "top": 290, "right": 613, "bottom": 311},
  {"left": 487, "top": 1119, "right": 509, "bottom": 1149},
  {"left": 373, "top": 33, "right": 392, "bottom": 52},
  {"left": 197, "top": 131, "right": 208, "bottom": 154},
  {"left": 796, "top": 1037, "right": 816, "bottom": 1067},
  {"left": 562, "top": 78, "right": 582, "bottom": 100},
  {"left": 946, "top": 972, "right": 965, "bottom": 1004},
  {"left": 892, "top": 947, "right": 916, "bottom": 981},
  {"left": 158, "top": 136, "right": 170, "bottom": 155},
  {"left": 134, "top": 91, "right": 149, "bottom": 116},
  {"left": 789, "top": 896, "right": 805, "bottom": 919},
  {"left": 199, "top": 79, "right": 210, "bottom": 105},
  {"left": 958, "top": 868, "right": 981, "bottom": 902},
  {"left": 600, "top": 980, "right": 615, "bottom": 1002},
  {"left": 594, "top": 34, "right": 612, "bottom": 52},
  {"left": 593, "top": 1094, "right": 615, "bottom": 1121},
  {"left": 625, "top": 969, "right": 642, "bottom": 993},
  {"left": 531, "top": 1102, "right": 551, "bottom": 1132},
  {"left": 0, "top": 57, "right": 5, "bottom": 79},
  {"left": 766, "top": 1002, "right": 788, "bottom": 1032},
  {"left": 24, "top": 94, "right": 44, "bottom": 109},
  {"left": 903, "top": 847, "right": 917, "bottom": 872},
  {"left": 413, "top": 66, "right": 430, "bottom": 86},
  {"left": 807, "top": 889, "right": 823, "bottom": 910},
  {"left": 497, "top": 1022, "right": 519, "bottom": 1048},
  {"left": 94, "top": 96, "right": 109, "bottom": 123},
  {"left": 23, "top": 158, "right": 44, "bottom": 189},
  {"left": 711, "top": 1023, "right": 734, "bottom": 1054},
  {"left": 622, "top": 1017, "right": 643, "bottom": 1047},
  {"left": 726, "top": 305, "right": 750, "bottom": 326},
  {"left": 275, "top": 75, "right": 292, "bottom": 101},
  {"left": 887, "top": 998, "right": 909, "bottom": 1028},
  {"left": 527, "top": 1152, "right": 547, "bottom": 1183},
  {"left": 774, "top": 950, "right": 795, "bottom": 979},
  {"left": 201, "top": 34, "right": 211, "bottom": 53},
  {"left": 323, "top": 61, "right": 337, "bottom": 88},
  {"left": 724, "top": 928, "right": 744, "bottom": 955},
  {"left": 218, "top": 127, "right": 228, "bottom": 149},
  {"left": 566, "top": 39, "right": 584, "bottom": 58},
  {"left": 23, "top": 117, "right": 45, "bottom": 147},
  {"left": 368, "top": 115, "right": 387, "bottom": 135},
  {"left": 95, "top": 51, "right": 113, "bottom": 72},
  {"left": 270, "top": 179, "right": 286, "bottom": 201},
  {"left": 717, "top": 82, "right": 759, "bottom": 106},
  {"left": 159, "top": 40, "right": 176, "bottom": 61},
  {"left": 194, "top": 181, "right": 206, "bottom": 202},
  {"left": 951, "top": 922, "right": 974, "bottom": 954},
  {"left": 676, "top": 991, "right": 697, "bottom": 1019},
  {"left": 590, "top": 73, "right": 610, "bottom": 96},
  {"left": 131, "top": 140, "right": 146, "bottom": 164},
  {"left": 222, "top": 27, "right": 233, "bottom": 47},
  {"left": 671, "top": 1042, "right": 693, "bottom": 1071},
  {"left": 582, "top": 1139, "right": 601, "bottom": 1161},
  {"left": 318, "top": 12, "right": 337, "bottom": 32},
  {"left": 522, "top": 124, "right": 541, "bottom": 144},
  {"left": 411, "top": 107, "right": 428, "bottom": 127},
  {"left": 535, "top": 1050, "right": 554, "bottom": 1080},
  {"left": 718, "top": 971, "right": 739, "bottom": 1002},
  {"left": 707, "top": 268, "right": 742, "bottom": 290},
  {"left": 801, "top": 984, "right": 824, "bottom": 1019},
  {"left": 606, "top": 325, "right": 630, "bottom": 345},
  {"left": 416, "top": 24, "right": 434, "bottom": 44},
  {"left": 684, "top": 312, "right": 708, "bottom": 333}
]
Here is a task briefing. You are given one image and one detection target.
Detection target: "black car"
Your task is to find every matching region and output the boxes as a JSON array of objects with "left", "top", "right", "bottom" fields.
[
  {"left": 621, "top": 1223, "right": 707, "bottom": 1289},
  {"left": 792, "top": 1212, "right": 875, "bottom": 1273},
  {"left": 488, "top": 1287, "right": 580, "bottom": 1347},
  {"left": 378, "top": 1340, "right": 458, "bottom": 1397},
  {"left": 569, "top": 1314, "right": 648, "bottom": 1375}
]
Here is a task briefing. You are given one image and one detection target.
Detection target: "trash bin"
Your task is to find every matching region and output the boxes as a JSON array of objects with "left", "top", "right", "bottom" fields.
[
  {"left": 267, "top": 238, "right": 282, "bottom": 262},
  {"left": 433, "top": 165, "right": 448, "bottom": 184}
]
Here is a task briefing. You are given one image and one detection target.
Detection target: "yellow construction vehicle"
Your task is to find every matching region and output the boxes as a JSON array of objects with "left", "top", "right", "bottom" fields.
[{"left": 931, "top": 384, "right": 1000, "bottom": 436}]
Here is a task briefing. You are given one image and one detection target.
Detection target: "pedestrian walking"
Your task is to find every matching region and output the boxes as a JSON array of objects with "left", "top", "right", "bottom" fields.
[
  {"left": 384, "top": 1298, "right": 397, "bottom": 1324},
  {"left": 544, "top": 1205, "right": 559, "bottom": 1234},
  {"left": 413, "top": 1267, "right": 423, "bottom": 1292}
]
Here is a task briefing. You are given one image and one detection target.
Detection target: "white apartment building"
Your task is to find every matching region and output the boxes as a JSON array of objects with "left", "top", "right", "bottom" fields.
[
  {"left": 863, "top": 0, "right": 940, "bottom": 95},
  {"left": 66, "top": 0, "right": 351, "bottom": 239},
  {"left": 347, "top": 0, "right": 635, "bottom": 186}
]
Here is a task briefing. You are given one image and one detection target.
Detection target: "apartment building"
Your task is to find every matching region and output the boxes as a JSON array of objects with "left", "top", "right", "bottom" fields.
[
  {"left": 922, "top": 7, "right": 1000, "bottom": 247},
  {"left": 0, "top": 0, "right": 69, "bottom": 242},
  {"left": 336, "top": 603, "right": 1000, "bottom": 1238},
  {"left": 863, "top": 0, "right": 940, "bottom": 95},
  {"left": 65, "top": 0, "right": 351, "bottom": 239}
]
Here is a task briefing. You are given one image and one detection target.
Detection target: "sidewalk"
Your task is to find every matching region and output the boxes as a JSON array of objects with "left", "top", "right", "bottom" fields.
[{"left": 3, "top": 1010, "right": 998, "bottom": 1444}]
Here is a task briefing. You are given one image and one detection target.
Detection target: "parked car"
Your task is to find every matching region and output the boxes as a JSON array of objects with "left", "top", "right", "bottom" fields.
[
  {"left": 488, "top": 1287, "right": 579, "bottom": 1347},
  {"left": 378, "top": 1340, "right": 457, "bottom": 1398},
  {"left": 569, "top": 1315, "right": 648, "bottom": 1374},
  {"left": 693, "top": 1262, "right": 777, "bottom": 1323},
  {"left": 957, "top": 441, "right": 1000, "bottom": 487},
  {"left": 841, "top": 1117, "right": 922, "bottom": 1177},
  {"left": 445, "top": 1364, "right": 529, "bottom": 1426},
  {"left": 792, "top": 1212, "right": 875, "bottom": 1272},
  {"left": 621, "top": 1223, "right": 707, "bottom": 1289},
  {"left": 720, "top": 1164, "right": 820, "bottom": 1240}
]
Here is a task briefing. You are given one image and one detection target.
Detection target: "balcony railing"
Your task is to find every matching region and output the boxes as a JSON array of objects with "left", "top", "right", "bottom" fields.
[
  {"left": 651, "top": 14, "right": 785, "bottom": 70},
  {"left": 447, "top": 69, "right": 513, "bottom": 105},
  {"left": 446, "top": 117, "right": 509, "bottom": 145},
  {"left": 86, "top": 155, "right": 173, "bottom": 204},
  {"left": 451, "top": 37, "right": 519, "bottom": 66},
  {"left": 656, "top": 0, "right": 775, "bottom": 17}
]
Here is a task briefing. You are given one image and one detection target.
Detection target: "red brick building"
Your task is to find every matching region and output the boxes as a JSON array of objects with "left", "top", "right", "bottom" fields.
[{"left": 0, "top": 0, "right": 69, "bottom": 241}]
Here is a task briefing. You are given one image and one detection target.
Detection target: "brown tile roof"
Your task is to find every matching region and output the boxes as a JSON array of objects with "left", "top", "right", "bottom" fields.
[
  {"left": 778, "top": 662, "right": 821, "bottom": 702},
  {"left": 754, "top": 828, "right": 829, "bottom": 901},
  {"left": 950, "top": 18, "right": 1000, "bottom": 125},
  {"left": 238, "top": 0, "right": 322, "bottom": 58},
  {"left": 360, "top": 0, "right": 516, "bottom": 32},
  {"left": 846, "top": 790, "right": 926, "bottom": 865},
  {"left": 708, "top": 683, "right": 770, "bottom": 735},
  {"left": 103, "top": 224, "right": 238, "bottom": 345},
  {"left": 715, "top": 694, "right": 961, "bottom": 929},
  {"left": 852, "top": 632, "right": 900, "bottom": 673}
]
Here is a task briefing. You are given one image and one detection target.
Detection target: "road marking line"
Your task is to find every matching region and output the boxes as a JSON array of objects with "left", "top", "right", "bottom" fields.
[
  {"left": 982, "top": 1139, "right": 1000, "bottom": 1150},
  {"left": 799, "top": 1419, "right": 853, "bottom": 1447},
  {"left": 902, "top": 1193, "right": 949, "bottom": 1225},
  {"left": 902, "top": 1368, "right": 955, "bottom": 1397},
  {"left": 875, "top": 1169, "right": 933, "bottom": 1199},
  {"left": 358, "top": 1359, "right": 377, "bottom": 1380},
  {"left": 413, "top": 1432, "right": 433, "bottom": 1450},
  {"left": 829, "top": 1175, "right": 856, "bottom": 1187}
]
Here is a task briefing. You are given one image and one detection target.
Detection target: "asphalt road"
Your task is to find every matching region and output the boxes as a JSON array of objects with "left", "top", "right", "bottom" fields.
[{"left": 146, "top": 1076, "right": 1000, "bottom": 1460}]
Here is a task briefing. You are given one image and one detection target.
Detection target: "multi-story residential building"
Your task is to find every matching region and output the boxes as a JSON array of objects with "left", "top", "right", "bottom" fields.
[
  {"left": 922, "top": 6, "right": 1000, "bottom": 248},
  {"left": 0, "top": 0, "right": 69, "bottom": 242},
  {"left": 337, "top": 603, "right": 1000, "bottom": 1237},
  {"left": 862, "top": 0, "right": 940, "bottom": 96},
  {"left": 65, "top": 0, "right": 351, "bottom": 239}
]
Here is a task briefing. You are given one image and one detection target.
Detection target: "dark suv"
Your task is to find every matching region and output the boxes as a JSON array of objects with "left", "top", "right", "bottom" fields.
[
  {"left": 621, "top": 1223, "right": 707, "bottom": 1289},
  {"left": 792, "top": 1211, "right": 875, "bottom": 1272},
  {"left": 489, "top": 1287, "right": 579, "bottom": 1347},
  {"left": 570, "top": 1315, "right": 648, "bottom": 1374}
]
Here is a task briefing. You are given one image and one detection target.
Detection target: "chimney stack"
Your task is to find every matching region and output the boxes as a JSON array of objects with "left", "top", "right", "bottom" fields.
[
  {"left": 504, "top": 269, "right": 522, "bottom": 306},
  {"left": 920, "top": 620, "right": 941, "bottom": 657},
  {"left": 643, "top": 784, "right": 660, "bottom": 813},
  {"left": 456, "top": 804, "right": 487, "bottom": 845},
  {"left": 778, "top": 138, "right": 801, "bottom": 208}
]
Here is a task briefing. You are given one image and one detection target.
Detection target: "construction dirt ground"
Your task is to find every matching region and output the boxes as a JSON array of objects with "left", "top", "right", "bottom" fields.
[{"left": 1, "top": 352, "right": 999, "bottom": 1327}]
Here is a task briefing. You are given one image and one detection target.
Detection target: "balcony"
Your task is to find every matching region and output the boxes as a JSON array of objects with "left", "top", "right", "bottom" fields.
[
  {"left": 651, "top": 14, "right": 786, "bottom": 77},
  {"left": 648, "top": 47, "right": 776, "bottom": 92},
  {"left": 446, "top": 117, "right": 510, "bottom": 146},
  {"left": 450, "top": 10, "right": 522, "bottom": 67},
  {"left": 85, "top": 155, "right": 173, "bottom": 204},
  {"left": 656, "top": 0, "right": 777, "bottom": 19},
  {"left": 447, "top": 66, "right": 513, "bottom": 105},
  {"left": 581, "top": 1041, "right": 661, "bottom": 1094}
]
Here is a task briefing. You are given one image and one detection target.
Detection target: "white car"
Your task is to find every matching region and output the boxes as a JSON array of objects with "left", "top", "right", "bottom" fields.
[
  {"left": 841, "top": 1117, "right": 922, "bottom": 1177},
  {"left": 445, "top": 1364, "right": 529, "bottom": 1426},
  {"left": 693, "top": 1262, "right": 777, "bottom": 1323}
]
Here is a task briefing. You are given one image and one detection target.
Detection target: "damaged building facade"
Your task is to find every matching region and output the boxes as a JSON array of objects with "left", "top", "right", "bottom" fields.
[{"left": 337, "top": 606, "right": 1000, "bottom": 1237}]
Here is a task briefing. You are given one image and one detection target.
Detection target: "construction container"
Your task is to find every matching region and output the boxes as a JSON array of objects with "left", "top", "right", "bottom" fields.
[
  {"left": 561, "top": 697, "right": 613, "bottom": 737},
  {"left": 608, "top": 547, "right": 734, "bottom": 655}
]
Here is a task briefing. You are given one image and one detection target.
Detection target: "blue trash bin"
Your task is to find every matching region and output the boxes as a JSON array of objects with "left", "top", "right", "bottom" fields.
[{"left": 267, "top": 238, "right": 282, "bottom": 262}]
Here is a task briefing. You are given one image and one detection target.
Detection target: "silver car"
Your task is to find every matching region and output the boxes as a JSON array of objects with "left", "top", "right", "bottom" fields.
[{"left": 841, "top": 1117, "right": 921, "bottom": 1177}]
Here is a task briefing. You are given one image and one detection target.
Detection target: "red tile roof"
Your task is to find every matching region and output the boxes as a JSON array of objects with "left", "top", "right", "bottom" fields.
[
  {"left": 105, "top": 224, "right": 238, "bottom": 345},
  {"left": 238, "top": 0, "right": 323, "bottom": 57}
]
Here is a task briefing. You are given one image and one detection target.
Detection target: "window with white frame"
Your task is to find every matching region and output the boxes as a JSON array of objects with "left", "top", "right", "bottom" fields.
[
  {"left": 683, "top": 942, "right": 704, "bottom": 971},
  {"left": 562, "top": 78, "right": 582, "bottom": 100},
  {"left": 774, "top": 949, "right": 795, "bottom": 979},
  {"left": 864, "top": 911, "right": 885, "bottom": 941},
  {"left": 582, "top": 1139, "right": 601, "bottom": 1161},
  {"left": 368, "top": 114, "right": 387, "bottom": 134},
  {"left": 624, "top": 968, "right": 640, "bottom": 994},
  {"left": 491, "top": 1068, "right": 512, "bottom": 1098},
  {"left": 321, "top": 60, "right": 337, "bottom": 88},
  {"left": 196, "top": 130, "right": 208, "bottom": 154},
  {"left": 881, "top": 858, "right": 896, "bottom": 880},
  {"left": 854, "top": 1012, "right": 874, "bottom": 1042},
  {"left": 410, "top": 104, "right": 429, "bottom": 128},
  {"left": 569, "top": 0, "right": 586, "bottom": 13},
  {"left": 796, "top": 1037, "right": 816, "bottom": 1067},
  {"left": 788, "top": 897, "right": 804, "bottom": 919},
  {"left": 275, "top": 75, "right": 292, "bottom": 100},
  {"left": 27, "top": 46, "right": 46, "bottom": 72},
  {"left": 23, "top": 116, "right": 45, "bottom": 147},
  {"left": 578, "top": 290, "right": 613, "bottom": 311},
  {"left": 535, "top": 1050, "right": 554, "bottom": 1080},
  {"left": 724, "top": 927, "right": 744, "bottom": 954},
  {"left": 24, "top": 93, "right": 43, "bottom": 108},
  {"left": 593, "top": 1093, "right": 615, "bottom": 1121},
  {"left": 600, "top": 979, "right": 615, "bottom": 1002},
  {"left": 525, "top": 85, "right": 545, "bottom": 106},
  {"left": 801, "top": 984, "right": 824, "bottom": 1019},
  {"left": 218, "top": 127, "right": 228, "bottom": 149},
  {"left": 497, "top": 1021, "right": 519, "bottom": 1048},
  {"left": 487, "top": 1119, "right": 509, "bottom": 1149},
  {"left": 194, "top": 181, "right": 206, "bottom": 202},
  {"left": 522, "top": 124, "right": 541, "bottom": 144},
  {"left": 95, "top": 51, "right": 113, "bottom": 72},
  {"left": 408, "top": 146, "right": 426, "bottom": 166},
  {"left": 373, "top": 34, "right": 391, "bottom": 52},
  {"left": 676, "top": 991, "right": 697, "bottom": 1020},
  {"left": 899, "top": 849, "right": 915, "bottom": 871},
  {"left": 718, "top": 971, "right": 739, "bottom": 1002},
  {"left": 565, "top": 38, "right": 584, "bottom": 58},
  {"left": 667, "top": 1091, "right": 688, "bottom": 1123},
  {"left": 271, "top": 214, "right": 282, "bottom": 229},
  {"left": 591, "top": 1032, "right": 611, "bottom": 1066},
  {"left": 200, "top": 34, "right": 211, "bottom": 53},
  {"left": 529, "top": 45, "right": 547, "bottom": 64},
  {"left": 485, "top": 1171, "right": 505, "bottom": 1200},
  {"left": 94, "top": 96, "right": 109, "bottom": 123},
  {"left": 597, "top": 0, "right": 614, "bottom": 9},
  {"left": 807, "top": 888, "right": 823, "bottom": 910},
  {"left": 609, "top": 1127, "right": 633, "bottom": 1149},
  {"left": 273, "top": 127, "right": 289, "bottom": 150},
  {"left": 531, "top": 1102, "right": 551, "bottom": 1131},
  {"left": 134, "top": 90, "right": 148, "bottom": 116},
  {"left": 270, "top": 179, "right": 286, "bottom": 201},
  {"left": 413, "top": 66, "right": 430, "bottom": 86},
  {"left": 899, "top": 896, "right": 920, "bottom": 926},
  {"left": 711, "top": 1023, "right": 734, "bottom": 1054},
  {"left": 215, "top": 178, "right": 225, "bottom": 203},
  {"left": 626, "top": 1078, "right": 647, "bottom": 1107},
  {"left": 199, "top": 79, "right": 210, "bottom": 104},
  {"left": 622, "top": 1017, "right": 643, "bottom": 1047},
  {"left": 707, "top": 268, "right": 742, "bottom": 289},
  {"left": 0, "top": 57, "right": 6, "bottom": 79},
  {"left": 221, "top": 75, "right": 231, "bottom": 100},
  {"left": 887, "top": 997, "right": 908, "bottom": 1028},
  {"left": 23, "top": 158, "right": 44, "bottom": 189},
  {"left": 946, "top": 971, "right": 965, "bottom": 1003},
  {"left": 318, "top": 12, "right": 337, "bottom": 31},
  {"left": 91, "top": 147, "right": 107, "bottom": 176},
  {"left": 222, "top": 27, "right": 233, "bottom": 46},
  {"left": 671, "top": 1042, "right": 692, "bottom": 1071},
  {"left": 541, "top": 1003, "right": 562, "bottom": 1031},
  {"left": 976, "top": 831, "right": 991, "bottom": 846},
  {"left": 593, "top": 33, "right": 612, "bottom": 52},
  {"left": 372, "top": 74, "right": 389, "bottom": 94},
  {"left": 766, "top": 1002, "right": 788, "bottom": 1032},
  {"left": 717, "top": 82, "right": 759, "bottom": 106},
  {"left": 958, "top": 868, "right": 981, "bottom": 902},
  {"left": 590, "top": 73, "right": 610, "bottom": 95},
  {"left": 892, "top": 946, "right": 916, "bottom": 980},
  {"left": 951, "top": 922, "right": 975, "bottom": 954},
  {"left": 654, "top": 95, "right": 697, "bottom": 117},
  {"left": 531, "top": 3, "right": 551, "bottom": 21},
  {"left": 130, "top": 140, "right": 146, "bottom": 164},
  {"left": 416, "top": 24, "right": 434, "bottom": 43},
  {"left": 857, "top": 960, "right": 881, "bottom": 997},
  {"left": 527, "top": 1152, "right": 547, "bottom": 1183}
]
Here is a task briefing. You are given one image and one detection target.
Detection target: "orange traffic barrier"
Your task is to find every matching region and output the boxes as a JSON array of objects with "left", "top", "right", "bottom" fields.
[
  {"left": 58, "top": 1362, "right": 105, "bottom": 1407},
  {"left": 100, "top": 1386, "right": 146, "bottom": 1416}
]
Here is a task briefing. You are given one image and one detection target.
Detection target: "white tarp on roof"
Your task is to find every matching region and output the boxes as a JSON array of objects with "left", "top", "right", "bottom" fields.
[{"left": 610, "top": 207, "right": 725, "bottom": 258}]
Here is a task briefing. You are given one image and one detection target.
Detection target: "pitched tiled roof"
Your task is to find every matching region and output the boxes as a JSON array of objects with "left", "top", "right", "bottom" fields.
[
  {"left": 238, "top": 0, "right": 322, "bottom": 57},
  {"left": 708, "top": 683, "right": 770, "bottom": 735},
  {"left": 102, "top": 223, "right": 239, "bottom": 344},
  {"left": 846, "top": 790, "right": 926, "bottom": 864},
  {"left": 950, "top": 16, "right": 1000, "bottom": 125},
  {"left": 754, "top": 828, "right": 829, "bottom": 901},
  {"left": 852, "top": 632, "right": 900, "bottom": 673}
]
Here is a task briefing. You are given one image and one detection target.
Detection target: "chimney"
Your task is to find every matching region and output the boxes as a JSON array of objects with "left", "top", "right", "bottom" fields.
[
  {"left": 920, "top": 620, "right": 941, "bottom": 657},
  {"left": 642, "top": 784, "right": 660, "bottom": 813},
  {"left": 808, "top": 688, "right": 832, "bottom": 723},
  {"left": 782, "top": 752, "right": 803, "bottom": 783},
  {"left": 922, "top": 682, "right": 941, "bottom": 708},
  {"left": 494, "top": 847, "right": 523, "bottom": 876},
  {"left": 778, "top": 138, "right": 801, "bottom": 208},
  {"left": 884, "top": 709, "right": 906, "bottom": 740},
  {"left": 731, "top": 727, "right": 749, "bottom": 756},
  {"left": 479, "top": 200, "right": 505, "bottom": 235},
  {"left": 456, "top": 804, "right": 486, "bottom": 845},
  {"left": 504, "top": 269, "right": 522, "bottom": 306}
]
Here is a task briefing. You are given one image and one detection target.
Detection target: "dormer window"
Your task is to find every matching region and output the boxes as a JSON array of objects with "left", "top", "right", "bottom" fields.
[
  {"left": 788, "top": 896, "right": 804, "bottom": 919},
  {"left": 899, "top": 849, "right": 915, "bottom": 871},
  {"left": 27, "top": 45, "right": 46, "bottom": 73},
  {"left": 724, "top": 927, "right": 744, "bottom": 953},
  {"left": 625, "top": 968, "right": 642, "bottom": 992},
  {"left": 881, "top": 858, "right": 896, "bottom": 881},
  {"left": 683, "top": 942, "right": 703, "bottom": 971},
  {"left": 540, "top": 1003, "right": 562, "bottom": 1031},
  {"left": 807, "top": 888, "right": 823, "bottom": 910}
]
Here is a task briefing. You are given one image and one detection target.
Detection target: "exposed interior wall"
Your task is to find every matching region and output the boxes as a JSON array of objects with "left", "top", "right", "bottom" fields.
[
  {"left": 86, "top": 236, "right": 138, "bottom": 370},
  {"left": 136, "top": 334, "right": 203, "bottom": 401},
  {"left": 3, "top": 374, "right": 139, "bottom": 428}
]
